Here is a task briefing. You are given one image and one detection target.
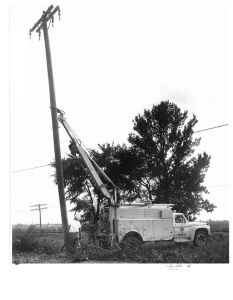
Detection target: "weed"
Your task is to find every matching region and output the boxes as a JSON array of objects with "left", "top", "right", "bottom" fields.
[
  {"left": 13, "top": 236, "right": 38, "bottom": 252},
  {"left": 12, "top": 224, "right": 229, "bottom": 263}
]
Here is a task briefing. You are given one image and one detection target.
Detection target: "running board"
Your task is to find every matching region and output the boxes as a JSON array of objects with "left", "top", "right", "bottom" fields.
[{"left": 174, "top": 237, "right": 191, "bottom": 243}]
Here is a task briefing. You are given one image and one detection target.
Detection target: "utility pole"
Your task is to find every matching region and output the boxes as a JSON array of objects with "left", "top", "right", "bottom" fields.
[
  {"left": 30, "top": 204, "right": 48, "bottom": 229},
  {"left": 29, "top": 6, "right": 70, "bottom": 252}
]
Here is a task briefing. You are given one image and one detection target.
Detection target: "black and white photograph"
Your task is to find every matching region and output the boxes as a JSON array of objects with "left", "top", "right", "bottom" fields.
[
  {"left": 10, "top": 0, "right": 230, "bottom": 263},
  {"left": 4, "top": 0, "right": 232, "bottom": 298}
]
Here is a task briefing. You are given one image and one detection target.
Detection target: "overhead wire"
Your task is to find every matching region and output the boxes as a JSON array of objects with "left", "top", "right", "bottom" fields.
[
  {"left": 12, "top": 183, "right": 229, "bottom": 213},
  {"left": 207, "top": 184, "right": 229, "bottom": 189},
  {"left": 194, "top": 123, "right": 229, "bottom": 133},
  {"left": 12, "top": 204, "right": 60, "bottom": 213},
  {"left": 12, "top": 164, "right": 51, "bottom": 173},
  {"left": 11, "top": 123, "right": 229, "bottom": 173}
]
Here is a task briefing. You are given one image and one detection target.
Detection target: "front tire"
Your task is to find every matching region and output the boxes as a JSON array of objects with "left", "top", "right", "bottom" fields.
[{"left": 193, "top": 230, "right": 208, "bottom": 246}]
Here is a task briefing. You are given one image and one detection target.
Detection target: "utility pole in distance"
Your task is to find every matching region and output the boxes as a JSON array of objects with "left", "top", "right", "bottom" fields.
[
  {"left": 29, "top": 6, "right": 70, "bottom": 252},
  {"left": 30, "top": 204, "right": 48, "bottom": 229}
]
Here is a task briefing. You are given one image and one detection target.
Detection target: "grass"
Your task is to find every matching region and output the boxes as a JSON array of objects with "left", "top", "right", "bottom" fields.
[
  {"left": 84, "top": 232, "right": 229, "bottom": 263},
  {"left": 12, "top": 225, "right": 64, "bottom": 254},
  {"left": 208, "top": 220, "right": 229, "bottom": 232},
  {"left": 12, "top": 220, "right": 229, "bottom": 264},
  {"left": 12, "top": 232, "right": 229, "bottom": 264}
]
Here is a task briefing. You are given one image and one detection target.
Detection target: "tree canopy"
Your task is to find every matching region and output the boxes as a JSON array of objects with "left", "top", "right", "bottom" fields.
[
  {"left": 52, "top": 100, "right": 215, "bottom": 222},
  {"left": 128, "top": 101, "right": 215, "bottom": 217}
]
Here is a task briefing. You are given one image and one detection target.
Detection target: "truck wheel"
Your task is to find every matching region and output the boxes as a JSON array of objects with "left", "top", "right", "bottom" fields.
[
  {"left": 121, "top": 234, "right": 142, "bottom": 252},
  {"left": 194, "top": 230, "right": 208, "bottom": 246}
]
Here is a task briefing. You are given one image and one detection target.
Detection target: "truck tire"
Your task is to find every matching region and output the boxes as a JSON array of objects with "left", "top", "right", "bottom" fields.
[
  {"left": 193, "top": 230, "right": 208, "bottom": 246},
  {"left": 121, "top": 233, "right": 143, "bottom": 252}
]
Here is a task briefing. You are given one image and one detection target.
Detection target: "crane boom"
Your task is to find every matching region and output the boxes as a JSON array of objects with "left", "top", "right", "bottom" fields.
[{"left": 57, "top": 110, "right": 116, "bottom": 206}]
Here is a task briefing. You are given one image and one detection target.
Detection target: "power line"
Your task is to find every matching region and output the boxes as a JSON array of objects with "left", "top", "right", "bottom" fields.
[
  {"left": 12, "top": 183, "right": 229, "bottom": 215},
  {"left": 194, "top": 123, "right": 229, "bottom": 133},
  {"left": 12, "top": 164, "right": 51, "bottom": 173},
  {"left": 11, "top": 123, "right": 229, "bottom": 173},
  {"left": 12, "top": 209, "right": 31, "bottom": 213},
  {"left": 207, "top": 184, "right": 229, "bottom": 189},
  {"left": 12, "top": 204, "right": 60, "bottom": 213},
  {"left": 12, "top": 182, "right": 229, "bottom": 215}
]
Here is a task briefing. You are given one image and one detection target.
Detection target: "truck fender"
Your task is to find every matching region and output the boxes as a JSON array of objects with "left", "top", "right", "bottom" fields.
[
  {"left": 190, "top": 227, "right": 209, "bottom": 241},
  {"left": 122, "top": 231, "right": 143, "bottom": 243}
]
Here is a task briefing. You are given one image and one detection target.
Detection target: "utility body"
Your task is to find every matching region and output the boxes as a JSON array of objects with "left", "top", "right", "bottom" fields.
[
  {"left": 57, "top": 111, "right": 210, "bottom": 247},
  {"left": 106, "top": 204, "right": 210, "bottom": 246}
]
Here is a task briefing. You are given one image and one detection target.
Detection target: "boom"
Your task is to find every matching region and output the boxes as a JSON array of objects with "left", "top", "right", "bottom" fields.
[{"left": 57, "top": 110, "right": 117, "bottom": 206}]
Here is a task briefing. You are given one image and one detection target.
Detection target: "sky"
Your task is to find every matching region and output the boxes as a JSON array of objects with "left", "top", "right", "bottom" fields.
[{"left": 10, "top": 1, "right": 230, "bottom": 225}]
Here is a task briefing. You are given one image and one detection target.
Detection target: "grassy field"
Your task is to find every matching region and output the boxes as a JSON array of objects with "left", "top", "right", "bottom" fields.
[
  {"left": 208, "top": 220, "right": 229, "bottom": 232},
  {"left": 12, "top": 221, "right": 229, "bottom": 264}
]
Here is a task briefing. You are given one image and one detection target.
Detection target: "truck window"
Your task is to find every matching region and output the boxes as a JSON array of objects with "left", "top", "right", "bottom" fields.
[{"left": 175, "top": 215, "right": 186, "bottom": 224}]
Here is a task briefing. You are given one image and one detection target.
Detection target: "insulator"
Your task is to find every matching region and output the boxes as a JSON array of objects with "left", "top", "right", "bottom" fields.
[
  {"left": 58, "top": 8, "right": 61, "bottom": 20},
  {"left": 38, "top": 30, "right": 41, "bottom": 40},
  {"left": 52, "top": 16, "right": 54, "bottom": 26}
]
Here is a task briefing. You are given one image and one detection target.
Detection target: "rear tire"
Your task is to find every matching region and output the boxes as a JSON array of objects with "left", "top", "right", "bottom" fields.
[
  {"left": 193, "top": 230, "right": 208, "bottom": 246},
  {"left": 121, "top": 234, "right": 142, "bottom": 252}
]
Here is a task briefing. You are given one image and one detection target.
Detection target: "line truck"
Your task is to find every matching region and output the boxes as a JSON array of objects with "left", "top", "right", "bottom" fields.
[{"left": 57, "top": 110, "right": 210, "bottom": 247}]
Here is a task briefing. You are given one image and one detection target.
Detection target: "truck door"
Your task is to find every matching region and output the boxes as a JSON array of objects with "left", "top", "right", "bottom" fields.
[{"left": 173, "top": 213, "right": 189, "bottom": 239}]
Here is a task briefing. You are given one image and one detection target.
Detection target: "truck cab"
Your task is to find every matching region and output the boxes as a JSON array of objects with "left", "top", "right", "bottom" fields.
[{"left": 173, "top": 212, "right": 210, "bottom": 245}]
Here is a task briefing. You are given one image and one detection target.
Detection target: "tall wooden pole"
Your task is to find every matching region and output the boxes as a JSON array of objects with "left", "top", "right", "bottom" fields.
[{"left": 29, "top": 6, "right": 70, "bottom": 252}]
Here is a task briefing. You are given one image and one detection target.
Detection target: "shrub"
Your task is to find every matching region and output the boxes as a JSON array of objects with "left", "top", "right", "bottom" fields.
[
  {"left": 211, "top": 232, "right": 227, "bottom": 241},
  {"left": 26, "top": 224, "right": 37, "bottom": 234},
  {"left": 13, "top": 236, "right": 38, "bottom": 252}
]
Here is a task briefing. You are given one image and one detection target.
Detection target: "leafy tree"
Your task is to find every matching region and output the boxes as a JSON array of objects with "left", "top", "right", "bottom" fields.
[
  {"left": 91, "top": 143, "right": 142, "bottom": 202},
  {"left": 128, "top": 100, "right": 215, "bottom": 218},
  {"left": 52, "top": 100, "right": 215, "bottom": 221},
  {"left": 52, "top": 143, "right": 139, "bottom": 223},
  {"left": 52, "top": 155, "right": 98, "bottom": 223}
]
